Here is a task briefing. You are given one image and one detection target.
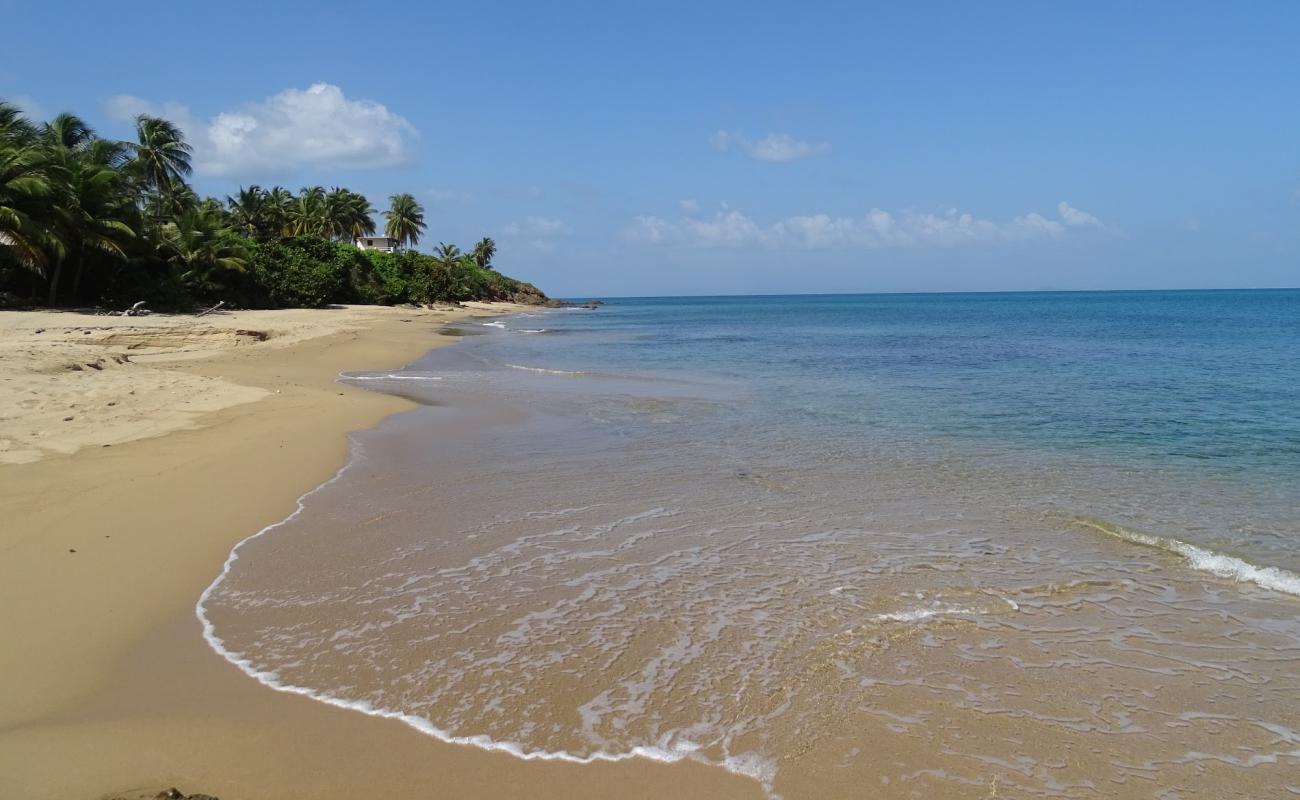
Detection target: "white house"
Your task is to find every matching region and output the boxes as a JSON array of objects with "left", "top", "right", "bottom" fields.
[{"left": 354, "top": 235, "right": 401, "bottom": 253}]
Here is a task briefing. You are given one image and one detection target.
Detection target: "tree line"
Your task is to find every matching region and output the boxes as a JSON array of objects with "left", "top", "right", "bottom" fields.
[{"left": 0, "top": 100, "right": 543, "bottom": 309}]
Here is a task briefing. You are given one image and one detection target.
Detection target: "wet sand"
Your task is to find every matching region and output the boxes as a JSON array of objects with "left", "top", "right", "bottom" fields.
[{"left": 0, "top": 305, "right": 758, "bottom": 800}]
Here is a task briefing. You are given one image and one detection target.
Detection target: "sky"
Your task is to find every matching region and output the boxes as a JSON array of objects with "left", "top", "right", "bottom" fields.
[{"left": 3, "top": 1, "right": 1298, "bottom": 297}]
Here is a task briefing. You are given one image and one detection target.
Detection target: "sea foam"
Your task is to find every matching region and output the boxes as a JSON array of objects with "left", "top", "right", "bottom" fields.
[
  {"left": 194, "top": 444, "right": 778, "bottom": 798},
  {"left": 341, "top": 372, "right": 443, "bottom": 382},
  {"left": 505, "top": 363, "right": 588, "bottom": 376},
  {"left": 1077, "top": 517, "right": 1300, "bottom": 598}
]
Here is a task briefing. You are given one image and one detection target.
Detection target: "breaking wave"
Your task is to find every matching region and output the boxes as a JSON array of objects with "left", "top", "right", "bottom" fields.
[
  {"left": 1076, "top": 517, "right": 1300, "bottom": 598},
  {"left": 505, "top": 363, "right": 589, "bottom": 376}
]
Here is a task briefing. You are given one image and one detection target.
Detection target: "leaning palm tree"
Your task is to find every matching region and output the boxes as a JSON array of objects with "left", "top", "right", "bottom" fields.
[
  {"left": 471, "top": 236, "right": 496, "bottom": 269},
  {"left": 384, "top": 192, "right": 425, "bottom": 249}
]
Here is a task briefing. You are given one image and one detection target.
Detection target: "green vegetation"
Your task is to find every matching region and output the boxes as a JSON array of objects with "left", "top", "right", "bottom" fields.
[{"left": 0, "top": 101, "right": 547, "bottom": 310}]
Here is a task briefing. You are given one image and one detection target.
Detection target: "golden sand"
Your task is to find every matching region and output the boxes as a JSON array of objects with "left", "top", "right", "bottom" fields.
[{"left": 0, "top": 304, "right": 758, "bottom": 800}]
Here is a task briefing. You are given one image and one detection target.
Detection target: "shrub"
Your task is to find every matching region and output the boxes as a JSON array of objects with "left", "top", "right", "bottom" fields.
[
  {"left": 354, "top": 249, "right": 411, "bottom": 305},
  {"left": 243, "top": 237, "right": 347, "bottom": 308}
]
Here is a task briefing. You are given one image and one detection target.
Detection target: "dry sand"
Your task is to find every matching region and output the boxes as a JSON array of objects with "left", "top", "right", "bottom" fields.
[{"left": 0, "top": 304, "right": 758, "bottom": 800}]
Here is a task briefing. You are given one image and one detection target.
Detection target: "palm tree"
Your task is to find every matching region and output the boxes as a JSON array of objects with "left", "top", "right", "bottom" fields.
[
  {"left": 159, "top": 206, "right": 248, "bottom": 293},
  {"left": 323, "top": 188, "right": 376, "bottom": 241},
  {"left": 39, "top": 116, "right": 136, "bottom": 304},
  {"left": 0, "top": 103, "right": 54, "bottom": 276},
  {"left": 0, "top": 101, "right": 39, "bottom": 142},
  {"left": 344, "top": 190, "right": 376, "bottom": 239},
  {"left": 433, "top": 242, "right": 461, "bottom": 264},
  {"left": 472, "top": 236, "right": 496, "bottom": 269},
  {"left": 384, "top": 192, "right": 425, "bottom": 249},
  {"left": 289, "top": 186, "right": 327, "bottom": 237},
  {"left": 130, "top": 116, "right": 192, "bottom": 201},
  {"left": 265, "top": 186, "right": 293, "bottom": 237},
  {"left": 42, "top": 113, "right": 96, "bottom": 153},
  {"left": 227, "top": 185, "right": 270, "bottom": 239}
]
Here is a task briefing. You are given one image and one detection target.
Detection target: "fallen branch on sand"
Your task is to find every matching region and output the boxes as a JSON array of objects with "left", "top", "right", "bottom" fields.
[{"left": 195, "top": 300, "right": 226, "bottom": 317}]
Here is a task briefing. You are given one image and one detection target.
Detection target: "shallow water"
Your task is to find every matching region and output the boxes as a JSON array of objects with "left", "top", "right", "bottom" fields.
[{"left": 202, "top": 291, "right": 1300, "bottom": 798}]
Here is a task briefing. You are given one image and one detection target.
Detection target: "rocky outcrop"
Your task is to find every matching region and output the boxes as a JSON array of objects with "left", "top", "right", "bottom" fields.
[{"left": 107, "top": 787, "right": 219, "bottom": 800}]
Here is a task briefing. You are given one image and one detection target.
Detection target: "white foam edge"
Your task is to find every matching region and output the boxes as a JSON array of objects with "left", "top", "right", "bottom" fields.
[
  {"left": 505, "top": 363, "right": 586, "bottom": 376},
  {"left": 194, "top": 437, "right": 776, "bottom": 797},
  {"left": 341, "top": 372, "right": 443, "bottom": 381},
  {"left": 1078, "top": 519, "right": 1300, "bottom": 598}
]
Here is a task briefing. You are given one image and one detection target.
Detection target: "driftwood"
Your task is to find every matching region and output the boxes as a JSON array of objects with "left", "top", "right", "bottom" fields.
[
  {"left": 195, "top": 300, "right": 225, "bottom": 317},
  {"left": 121, "top": 301, "right": 150, "bottom": 317}
]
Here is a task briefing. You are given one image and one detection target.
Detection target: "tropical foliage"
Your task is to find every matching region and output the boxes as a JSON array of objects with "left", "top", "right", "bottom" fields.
[{"left": 0, "top": 100, "right": 546, "bottom": 309}]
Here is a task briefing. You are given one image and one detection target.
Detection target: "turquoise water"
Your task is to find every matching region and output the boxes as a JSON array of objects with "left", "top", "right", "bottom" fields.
[
  {"left": 203, "top": 289, "right": 1300, "bottom": 799},
  {"left": 491, "top": 289, "right": 1300, "bottom": 571},
  {"left": 502, "top": 290, "right": 1300, "bottom": 470}
]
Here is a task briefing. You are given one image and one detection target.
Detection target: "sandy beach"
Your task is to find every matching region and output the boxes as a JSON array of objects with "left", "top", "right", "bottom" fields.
[{"left": 0, "top": 304, "right": 758, "bottom": 800}]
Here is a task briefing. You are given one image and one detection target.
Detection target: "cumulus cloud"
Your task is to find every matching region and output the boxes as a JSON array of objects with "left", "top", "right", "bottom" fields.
[
  {"left": 1057, "top": 201, "right": 1102, "bottom": 228},
  {"left": 710, "top": 130, "right": 831, "bottom": 162},
  {"left": 678, "top": 198, "right": 701, "bottom": 214},
  {"left": 623, "top": 202, "right": 1107, "bottom": 249},
  {"left": 106, "top": 83, "right": 418, "bottom": 176}
]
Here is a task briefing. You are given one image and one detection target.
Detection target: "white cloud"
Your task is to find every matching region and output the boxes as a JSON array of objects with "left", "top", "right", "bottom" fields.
[
  {"left": 624, "top": 202, "right": 1107, "bottom": 249},
  {"left": 505, "top": 216, "right": 571, "bottom": 237},
  {"left": 9, "top": 94, "right": 48, "bottom": 123},
  {"left": 106, "top": 83, "right": 418, "bottom": 176},
  {"left": 427, "top": 187, "right": 474, "bottom": 206},
  {"left": 1057, "top": 201, "right": 1101, "bottom": 227},
  {"left": 504, "top": 216, "right": 571, "bottom": 252},
  {"left": 711, "top": 129, "right": 831, "bottom": 162},
  {"left": 628, "top": 215, "right": 670, "bottom": 244},
  {"left": 678, "top": 198, "right": 701, "bottom": 214}
]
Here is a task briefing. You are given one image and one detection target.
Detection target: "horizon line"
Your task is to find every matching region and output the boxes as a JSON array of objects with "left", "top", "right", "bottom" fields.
[{"left": 561, "top": 286, "right": 1300, "bottom": 301}]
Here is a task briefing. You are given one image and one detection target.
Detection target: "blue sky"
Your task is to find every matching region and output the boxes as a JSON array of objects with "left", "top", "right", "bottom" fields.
[{"left": 4, "top": 1, "right": 1298, "bottom": 296}]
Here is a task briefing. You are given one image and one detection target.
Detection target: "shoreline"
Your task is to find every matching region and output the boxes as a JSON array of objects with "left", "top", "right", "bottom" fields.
[{"left": 0, "top": 305, "right": 758, "bottom": 800}]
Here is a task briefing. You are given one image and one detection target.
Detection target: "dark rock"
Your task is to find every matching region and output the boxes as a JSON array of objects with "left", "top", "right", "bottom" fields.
[{"left": 147, "top": 788, "right": 218, "bottom": 800}]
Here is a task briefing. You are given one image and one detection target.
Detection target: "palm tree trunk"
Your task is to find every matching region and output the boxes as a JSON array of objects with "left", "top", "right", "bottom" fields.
[
  {"left": 47, "top": 258, "right": 64, "bottom": 306},
  {"left": 71, "top": 251, "right": 86, "bottom": 302}
]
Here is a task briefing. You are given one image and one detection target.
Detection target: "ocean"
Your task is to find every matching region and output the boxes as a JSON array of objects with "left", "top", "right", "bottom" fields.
[{"left": 200, "top": 290, "right": 1300, "bottom": 798}]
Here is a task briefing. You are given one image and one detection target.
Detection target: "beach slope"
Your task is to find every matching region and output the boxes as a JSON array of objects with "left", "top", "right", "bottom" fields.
[{"left": 0, "top": 304, "right": 757, "bottom": 800}]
